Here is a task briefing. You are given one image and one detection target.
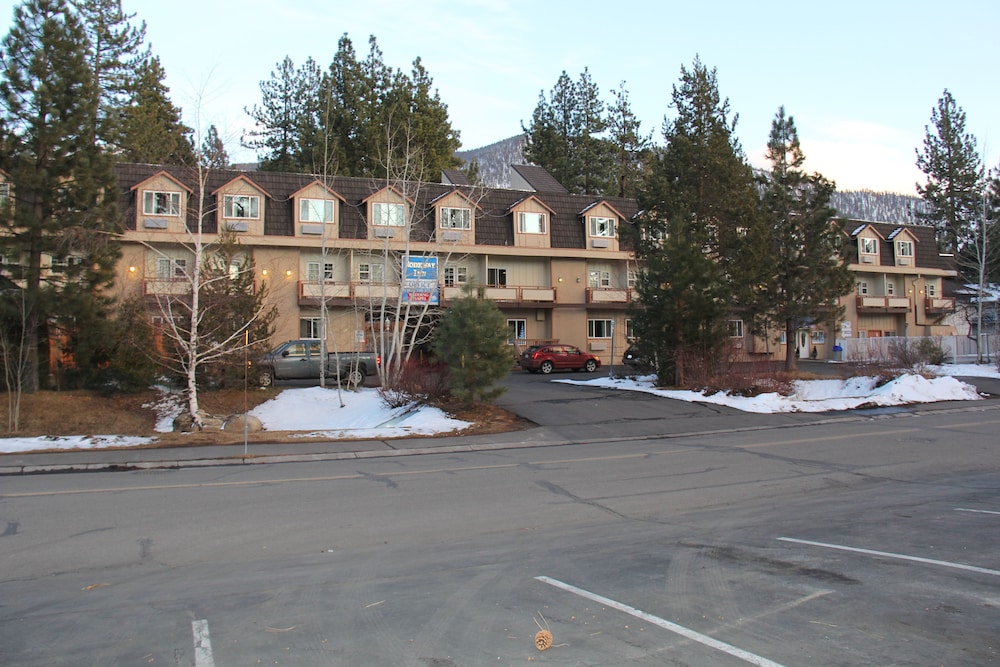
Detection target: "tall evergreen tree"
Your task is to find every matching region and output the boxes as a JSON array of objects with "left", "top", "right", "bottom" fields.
[
  {"left": 759, "top": 107, "right": 853, "bottom": 371},
  {"left": 0, "top": 0, "right": 121, "bottom": 391},
  {"left": 606, "top": 81, "right": 651, "bottom": 198},
  {"left": 117, "top": 55, "right": 194, "bottom": 164},
  {"left": 523, "top": 71, "right": 580, "bottom": 190},
  {"left": 72, "top": 0, "right": 149, "bottom": 150},
  {"left": 575, "top": 67, "right": 610, "bottom": 195},
  {"left": 629, "top": 57, "right": 756, "bottom": 385},
  {"left": 201, "top": 124, "right": 229, "bottom": 169},
  {"left": 915, "top": 89, "right": 984, "bottom": 256},
  {"left": 244, "top": 56, "right": 313, "bottom": 172}
]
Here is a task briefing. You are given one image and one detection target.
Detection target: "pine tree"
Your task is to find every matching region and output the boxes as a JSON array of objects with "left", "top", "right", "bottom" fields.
[
  {"left": 430, "top": 287, "right": 510, "bottom": 407},
  {"left": 916, "top": 89, "right": 984, "bottom": 256},
  {"left": 575, "top": 67, "right": 610, "bottom": 195},
  {"left": 72, "top": 0, "right": 149, "bottom": 150},
  {"left": 760, "top": 107, "right": 853, "bottom": 371},
  {"left": 201, "top": 124, "right": 229, "bottom": 169},
  {"left": 523, "top": 71, "right": 580, "bottom": 190},
  {"left": 117, "top": 56, "right": 194, "bottom": 164},
  {"left": 0, "top": 0, "right": 121, "bottom": 391},
  {"left": 606, "top": 81, "right": 651, "bottom": 198},
  {"left": 244, "top": 56, "right": 313, "bottom": 172},
  {"left": 629, "top": 57, "right": 757, "bottom": 385}
]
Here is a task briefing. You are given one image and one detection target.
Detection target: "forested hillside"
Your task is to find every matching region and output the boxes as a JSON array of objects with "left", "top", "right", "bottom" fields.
[{"left": 457, "top": 134, "right": 928, "bottom": 224}]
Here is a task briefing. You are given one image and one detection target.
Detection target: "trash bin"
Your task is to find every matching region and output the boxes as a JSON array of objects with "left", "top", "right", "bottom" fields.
[{"left": 832, "top": 345, "right": 843, "bottom": 362}]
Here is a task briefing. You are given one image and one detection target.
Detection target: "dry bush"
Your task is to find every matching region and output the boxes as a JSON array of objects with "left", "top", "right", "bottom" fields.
[{"left": 377, "top": 360, "right": 450, "bottom": 408}]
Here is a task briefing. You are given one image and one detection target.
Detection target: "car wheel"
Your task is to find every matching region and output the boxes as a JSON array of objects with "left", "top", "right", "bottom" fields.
[
  {"left": 540, "top": 361, "right": 554, "bottom": 374},
  {"left": 584, "top": 359, "right": 597, "bottom": 372},
  {"left": 258, "top": 371, "right": 273, "bottom": 387},
  {"left": 344, "top": 368, "right": 364, "bottom": 387}
]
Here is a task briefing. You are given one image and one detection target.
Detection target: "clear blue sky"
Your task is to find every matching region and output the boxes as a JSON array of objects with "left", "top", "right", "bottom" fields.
[{"left": 3, "top": 0, "right": 998, "bottom": 194}]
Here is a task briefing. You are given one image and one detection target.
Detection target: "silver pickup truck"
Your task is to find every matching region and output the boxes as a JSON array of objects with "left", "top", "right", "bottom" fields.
[{"left": 257, "top": 339, "right": 379, "bottom": 387}]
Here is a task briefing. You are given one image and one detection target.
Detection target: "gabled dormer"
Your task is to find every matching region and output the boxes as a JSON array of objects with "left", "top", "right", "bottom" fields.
[
  {"left": 887, "top": 226, "right": 917, "bottom": 267},
  {"left": 213, "top": 174, "right": 269, "bottom": 235},
  {"left": 363, "top": 186, "right": 412, "bottom": 239},
  {"left": 850, "top": 223, "right": 884, "bottom": 266},
  {"left": 431, "top": 188, "right": 480, "bottom": 244},
  {"left": 580, "top": 200, "right": 627, "bottom": 251},
  {"left": 130, "top": 171, "right": 192, "bottom": 233},
  {"left": 290, "top": 180, "right": 345, "bottom": 238},
  {"left": 508, "top": 194, "right": 555, "bottom": 249}
]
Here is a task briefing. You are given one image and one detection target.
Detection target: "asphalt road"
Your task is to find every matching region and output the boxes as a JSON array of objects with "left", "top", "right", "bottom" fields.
[{"left": 1, "top": 373, "right": 998, "bottom": 666}]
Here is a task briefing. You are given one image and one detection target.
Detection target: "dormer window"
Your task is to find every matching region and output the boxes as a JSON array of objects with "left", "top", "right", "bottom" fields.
[
  {"left": 860, "top": 237, "right": 878, "bottom": 255},
  {"left": 224, "top": 194, "right": 259, "bottom": 219},
  {"left": 372, "top": 202, "right": 405, "bottom": 226},
  {"left": 143, "top": 191, "right": 181, "bottom": 216},
  {"left": 896, "top": 240, "right": 913, "bottom": 258},
  {"left": 440, "top": 207, "right": 471, "bottom": 230},
  {"left": 300, "top": 198, "right": 334, "bottom": 223},
  {"left": 589, "top": 216, "right": 616, "bottom": 238},
  {"left": 517, "top": 211, "right": 546, "bottom": 234}
]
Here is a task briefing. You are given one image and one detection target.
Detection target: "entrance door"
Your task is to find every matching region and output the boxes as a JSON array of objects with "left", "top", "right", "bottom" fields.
[{"left": 797, "top": 331, "right": 810, "bottom": 359}]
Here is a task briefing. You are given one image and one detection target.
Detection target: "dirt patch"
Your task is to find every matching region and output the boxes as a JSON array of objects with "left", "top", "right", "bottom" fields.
[{"left": 0, "top": 388, "right": 532, "bottom": 448}]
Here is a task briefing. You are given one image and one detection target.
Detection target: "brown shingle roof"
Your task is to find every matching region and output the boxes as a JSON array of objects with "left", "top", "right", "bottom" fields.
[
  {"left": 113, "top": 163, "right": 639, "bottom": 249},
  {"left": 839, "top": 219, "right": 955, "bottom": 272}
]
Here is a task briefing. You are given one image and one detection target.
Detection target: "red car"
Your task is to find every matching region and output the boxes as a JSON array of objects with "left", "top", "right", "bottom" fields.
[{"left": 518, "top": 344, "right": 601, "bottom": 374}]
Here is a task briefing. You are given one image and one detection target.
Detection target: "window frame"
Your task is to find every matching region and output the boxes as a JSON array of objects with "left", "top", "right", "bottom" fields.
[
  {"left": 588, "top": 319, "right": 613, "bottom": 339},
  {"left": 517, "top": 211, "right": 547, "bottom": 234},
  {"left": 507, "top": 319, "right": 526, "bottom": 343},
  {"left": 444, "top": 265, "right": 468, "bottom": 287},
  {"left": 487, "top": 267, "right": 507, "bottom": 287},
  {"left": 358, "top": 262, "right": 385, "bottom": 283},
  {"left": 859, "top": 237, "right": 878, "bottom": 255},
  {"left": 143, "top": 190, "right": 182, "bottom": 217},
  {"left": 727, "top": 319, "right": 744, "bottom": 339},
  {"left": 589, "top": 216, "right": 616, "bottom": 238},
  {"left": 439, "top": 206, "right": 471, "bottom": 230},
  {"left": 306, "top": 261, "right": 335, "bottom": 282},
  {"left": 372, "top": 202, "right": 405, "bottom": 227},
  {"left": 588, "top": 270, "right": 611, "bottom": 288},
  {"left": 223, "top": 194, "right": 260, "bottom": 220},
  {"left": 896, "top": 240, "right": 914, "bottom": 257},
  {"left": 300, "top": 198, "right": 335, "bottom": 223},
  {"left": 300, "top": 317, "right": 322, "bottom": 339}
]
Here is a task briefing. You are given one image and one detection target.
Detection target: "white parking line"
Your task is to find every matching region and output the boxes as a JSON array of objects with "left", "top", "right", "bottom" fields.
[
  {"left": 956, "top": 508, "right": 1000, "bottom": 516},
  {"left": 192, "top": 619, "right": 215, "bottom": 667},
  {"left": 536, "top": 576, "right": 786, "bottom": 667},
  {"left": 778, "top": 537, "right": 1000, "bottom": 577}
]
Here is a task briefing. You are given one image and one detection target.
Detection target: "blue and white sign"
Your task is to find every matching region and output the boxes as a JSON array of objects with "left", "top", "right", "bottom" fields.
[{"left": 402, "top": 255, "right": 439, "bottom": 305}]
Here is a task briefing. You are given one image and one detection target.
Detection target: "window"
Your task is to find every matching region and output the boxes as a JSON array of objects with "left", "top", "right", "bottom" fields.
[
  {"left": 143, "top": 190, "right": 182, "bottom": 216},
  {"left": 896, "top": 240, "right": 913, "bottom": 257},
  {"left": 926, "top": 282, "right": 937, "bottom": 297},
  {"left": 627, "top": 269, "right": 638, "bottom": 289},
  {"left": 358, "top": 262, "right": 385, "bottom": 283},
  {"left": 49, "top": 255, "right": 83, "bottom": 273},
  {"left": 589, "top": 216, "right": 616, "bottom": 237},
  {"left": 157, "top": 257, "right": 187, "bottom": 279},
  {"left": 860, "top": 237, "right": 878, "bottom": 255},
  {"left": 306, "top": 261, "right": 334, "bottom": 282},
  {"left": 300, "top": 198, "right": 334, "bottom": 223},
  {"left": 727, "top": 319, "right": 744, "bottom": 338},
  {"left": 517, "top": 211, "right": 546, "bottom": 234},
  {"left": 856, "top": 281, "right": 869, "bottom": 295},
  {"left": 487, "top": 267, "right": 507, "bottom": 287},
  {"left": 887, "top": 281, "right": 896, "bottom": 296},
  {"left": 588, "top": 270, "right": 611, "bottom": 288},
  {"left": 507, "top": 319, "right": 526, "bottom": 343},
  {"left": 625, "top": 318, "right": 634, "bottom": 339},
  {"left": 300, "top": 318, "right": 322, "bottom": 339},
  {"left": 0, "top": 182, "right": 8, "bottom": 204},
  {"left": 440, "top": 207, "right": 471, "bottom": 229},
  {"left": 372, "top": 202, "right": 405, "bottom": 226},
  {"left": 588, "top": 319, "right": 613, "bottom": 338},
  {"left": 444, "top": 266, "right": 468, "bottom": 287},
  {"left": 812, "top": 331, "right": 826, "bottom": 344},
  {"left": 224, "top": 194, "right": 259, "bottom": 219}
]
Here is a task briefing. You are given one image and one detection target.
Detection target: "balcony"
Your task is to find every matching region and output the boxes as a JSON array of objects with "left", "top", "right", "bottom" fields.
[
  {"left": 856, "top": 295, "right": 911, "bottom": 313},
  {"left": 143, "top": 279, "right": 191, "bottom": 297},
  {"left": 587, "top": 287, "right": 633, "bottom": 305},
  {"left": 925, "top": 296, "right": 955, "bottom": 314}
]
